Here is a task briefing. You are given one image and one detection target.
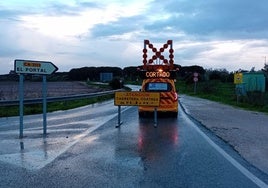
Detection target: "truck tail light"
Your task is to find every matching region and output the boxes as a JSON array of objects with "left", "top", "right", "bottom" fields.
[{"left": 173, "top": 92, "right": 178, "bottom": 101}]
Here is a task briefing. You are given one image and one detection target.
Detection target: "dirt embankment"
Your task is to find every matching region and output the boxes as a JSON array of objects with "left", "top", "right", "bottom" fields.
[{"left": 0, "top": 81, "right": 107, "bottom": 100}]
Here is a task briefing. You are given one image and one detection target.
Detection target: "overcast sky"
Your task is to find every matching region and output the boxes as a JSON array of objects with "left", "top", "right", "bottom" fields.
[{"left": 1, "top": 0, "right": 268, "bottom": 74}]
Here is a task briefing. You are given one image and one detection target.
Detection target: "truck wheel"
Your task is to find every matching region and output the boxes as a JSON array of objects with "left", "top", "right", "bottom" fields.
[
  {"left": 171, "top": 112, "right": 178, "bottom": 118},
  {"left": 139, "top": 112, "right": 145, "bottom": 118}
]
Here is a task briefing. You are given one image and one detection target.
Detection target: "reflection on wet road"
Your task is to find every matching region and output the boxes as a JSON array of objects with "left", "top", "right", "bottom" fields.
[
  {"left": 0, "top": 100, "right": 130, "bottom": 170},
  {"left": 138, "top": 118, "right": 179, "bottom": 162}
]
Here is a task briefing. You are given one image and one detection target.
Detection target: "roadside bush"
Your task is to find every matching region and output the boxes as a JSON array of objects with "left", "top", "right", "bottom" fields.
[
  {"left": 109, "top": 78, "right": 123, "bottom": 89},
  {"left": 0, "top": 91, "right": 3, "bottom": 100},
  {"left": 246, "top": 91, "right": 265, "bottom": 106},
  {"left": 201, "top": 81, "right": 217, "bottom": 94}
]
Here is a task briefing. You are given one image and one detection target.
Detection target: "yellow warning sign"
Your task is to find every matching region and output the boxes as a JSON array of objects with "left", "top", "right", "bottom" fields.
[
  {"left": 114, "top": 91, "right": 160, "bottom": 106},
  {"left": 234, "top": 73, "right": 243, "bottom": 84}
]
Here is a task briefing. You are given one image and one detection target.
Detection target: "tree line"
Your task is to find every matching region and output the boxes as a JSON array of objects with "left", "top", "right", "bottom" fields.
[
  {"left": 67, "top": 64, "right": 208, "bottom": 82},
  {"left": 0, "top": 65, "right": 239, "bottom": 83},
  {"left": 2, "top": 64, "right": 267, "bottom": 86}
]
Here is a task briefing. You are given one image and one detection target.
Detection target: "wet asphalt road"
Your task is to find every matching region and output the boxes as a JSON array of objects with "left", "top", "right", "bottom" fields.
[{"left": 0, "top": 101, "right": 266, "bottom": 187}]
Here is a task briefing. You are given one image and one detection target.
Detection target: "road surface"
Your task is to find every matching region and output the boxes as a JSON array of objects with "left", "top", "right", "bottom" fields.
[{"left": 0, "top": 94, "right": 267, "bottom": 187}]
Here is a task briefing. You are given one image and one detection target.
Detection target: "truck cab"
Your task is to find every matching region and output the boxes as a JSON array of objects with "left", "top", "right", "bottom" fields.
[
  {"left": 138, "top": 69, "right": 178, "bottom": 117},
  {"left": 138, "top": 39, "right": 178, "bottom": 118}
]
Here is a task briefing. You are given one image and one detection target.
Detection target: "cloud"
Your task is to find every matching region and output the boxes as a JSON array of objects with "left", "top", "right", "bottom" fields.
[
  {"left": 138, "top": 0, "right": 268, "bottom": 41},
  {"left": 90, "top": 15, "right": 145, "bottom": 39},
  {"left": 0, "top": 0, "right": 268, "bottom": 74},
  {"left": 44, "top": 1, "right": 100, "bottom": 16},
  {"left": 175, "top": 39, "right": 268, "bottom": 71}
]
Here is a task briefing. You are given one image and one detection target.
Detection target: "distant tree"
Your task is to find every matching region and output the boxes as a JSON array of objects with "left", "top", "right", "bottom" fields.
[
  {"left": 123, "top": 66, "right": 139, "bottom": 81},
  {"left": 173, "top": 64, "right": 181, "bottom": 71},
  {"left": 262, "top": 63, "right": 268, "bottom": 72},
  {"left": 68, "top": 66, "right": 122, "bottom": 81},
  {"left": 178, "top": 65, "right": 205, "bottom": 76},
  {"left": 109, "top": 78, "right": 123, "bottom": 89},
  {"left": 178, "top": 65, "right": 205, "bottom": 83},
  {"left": 206, "top": 68, "right": 233, "bottom": 82},
  {"left": 69, "top": 67, "right": 98, "bottom": 81},
  {"left": 262, "top": 63, "right": 268, "bottom": 91},
  {"left": 98, "top": 67, "right": 122, "bottom": 78}
]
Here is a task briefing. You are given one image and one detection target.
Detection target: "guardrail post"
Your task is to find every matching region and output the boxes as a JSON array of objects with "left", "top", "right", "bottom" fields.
[
  {"left": 116, "top": 105, "right": 122, "bottom": 128},
  {"left": 154, "top": 107, "right": 157, "bottom": 127},
  {"left": 0, "top": 89, "right": 122, "bottom": 106},
  {"left": 19, "top": 74, "right": 24, "bottom": 138},
  {"left": 42, "top": 75, "right": 47, "bottom": 136}
]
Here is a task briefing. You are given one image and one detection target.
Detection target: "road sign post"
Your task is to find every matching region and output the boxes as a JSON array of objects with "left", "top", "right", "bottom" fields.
[
  {"left": 14, "top": 59, "right": 58, "bottom": 138},
  {"left": 154, "top": 107, "right": 157, "bottom": 127},
  {"left": 19, "top": 74, "right": 24, "bottom": 139},
  {"left": 114, "top": 91, "right": 160, "bottom": 127},
  {"left": 117, "top": 105, "right": 122, "bottom": 128},
  {"left": 193, "top": 72, "right": 199, "bottom": 94},
  {"left": 43, "top": 75, "right": 47, "bottom": 135},
  {"left": 234, "top": 72, "right": 245, "bottom": 104}
]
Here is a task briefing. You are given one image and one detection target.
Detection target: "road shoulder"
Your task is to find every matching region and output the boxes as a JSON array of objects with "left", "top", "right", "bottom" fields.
[{"left": 179, "top": 94, "right": 268, "bottom": 175}]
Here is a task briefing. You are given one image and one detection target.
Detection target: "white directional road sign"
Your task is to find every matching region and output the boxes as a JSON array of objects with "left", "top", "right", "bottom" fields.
[{"left": 15, "top": 59, "right": 58, "bottom": 75}]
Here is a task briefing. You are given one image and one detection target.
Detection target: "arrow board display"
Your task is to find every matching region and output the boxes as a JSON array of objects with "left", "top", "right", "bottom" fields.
[{"left": 14, "top": 59, "right": 58, "bottom": 75}]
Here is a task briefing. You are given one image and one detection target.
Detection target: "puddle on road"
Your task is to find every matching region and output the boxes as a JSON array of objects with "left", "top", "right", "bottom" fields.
[{"left": 0, "top": 111, "right": 123, "bottom": 170}]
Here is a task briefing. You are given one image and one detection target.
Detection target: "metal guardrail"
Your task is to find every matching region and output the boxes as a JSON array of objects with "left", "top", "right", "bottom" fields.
[{"left": 0, "top": 89, "right": 123, "bottom": 106}]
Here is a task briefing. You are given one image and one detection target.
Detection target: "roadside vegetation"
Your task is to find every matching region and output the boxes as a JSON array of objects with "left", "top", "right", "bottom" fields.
[
  {"left": 175, "top": 70, "right": 268, "bottom": 114},
  {"left": 1, "top": 64, "right": 268, "bottom": 117},
  {"left": 124, "top": 65, "right": 268, "bottom": 114}
]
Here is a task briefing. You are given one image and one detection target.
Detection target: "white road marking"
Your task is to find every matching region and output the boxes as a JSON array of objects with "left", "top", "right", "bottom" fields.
[{"left": 181, "top": 110, "right": 268, "bottom": 188}]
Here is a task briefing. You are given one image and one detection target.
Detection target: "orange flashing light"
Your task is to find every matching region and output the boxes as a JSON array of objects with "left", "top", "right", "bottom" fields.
[{"left": 142, "top": 40, "right": 174, "bottom": 71}]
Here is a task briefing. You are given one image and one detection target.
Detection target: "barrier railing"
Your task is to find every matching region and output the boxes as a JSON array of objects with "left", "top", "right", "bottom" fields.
[{"left": 0, "top": 89, "right": 123, "bottom": 106}]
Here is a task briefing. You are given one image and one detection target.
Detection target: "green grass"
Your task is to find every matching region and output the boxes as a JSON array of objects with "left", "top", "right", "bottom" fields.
[
  {"left": 86, "top": 81, "right": 111, "bottom": 89},
  {"left": 176, "top": 80, "right": 268, "bottom": 114}
]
